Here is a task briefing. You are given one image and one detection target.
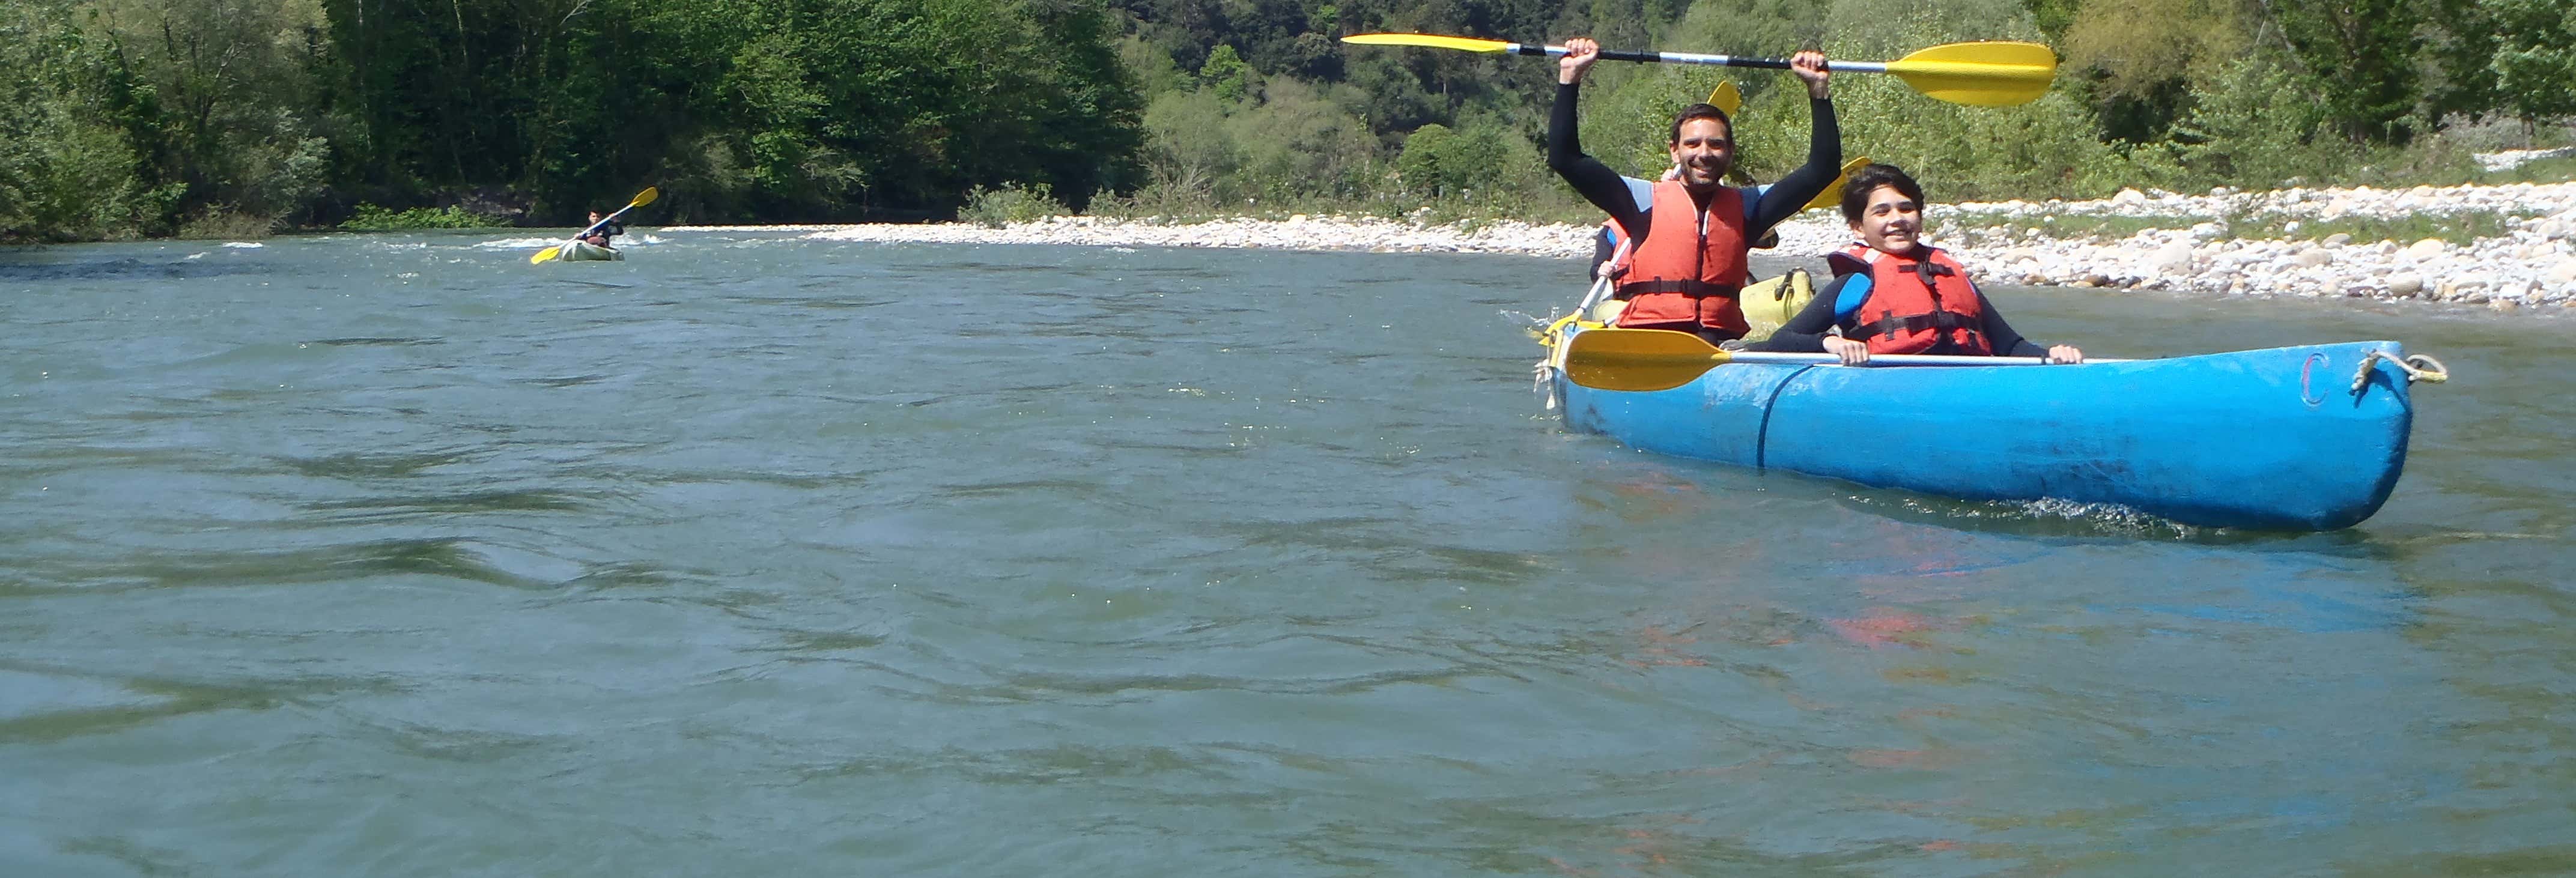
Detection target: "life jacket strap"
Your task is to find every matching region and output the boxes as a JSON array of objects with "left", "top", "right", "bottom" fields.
[
  {"left": 1847, "top": 309, "right": 1981, "bottom": 342},
  {"left": 1612, "top": 280, "right": 1741, "bottom": 300}
]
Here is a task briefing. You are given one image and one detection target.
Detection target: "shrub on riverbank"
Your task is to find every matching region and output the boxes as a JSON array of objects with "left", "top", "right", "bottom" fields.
[
  {"left": 337, "top": 205, "right": 509, "bottom": 232},
  {"left": 960, "top": 184, "right": 1071, "bottom": 228}
]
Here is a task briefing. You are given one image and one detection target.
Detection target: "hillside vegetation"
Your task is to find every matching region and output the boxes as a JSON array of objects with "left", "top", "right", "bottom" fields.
[{"left": 4, "top": 0, "right": 2570, "bottom": 241}]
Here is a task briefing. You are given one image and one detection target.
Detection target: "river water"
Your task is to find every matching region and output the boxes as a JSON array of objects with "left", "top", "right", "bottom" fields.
[{"left": 2, "top": 231, "right": 2569, "bottom": 876}]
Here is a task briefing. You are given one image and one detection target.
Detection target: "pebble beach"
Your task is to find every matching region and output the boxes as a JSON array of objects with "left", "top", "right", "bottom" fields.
[{"left": 774, "top": 178, "right": 2576, "bottom": 310}]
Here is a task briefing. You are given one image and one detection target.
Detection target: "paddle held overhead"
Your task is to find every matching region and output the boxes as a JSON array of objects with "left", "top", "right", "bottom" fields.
[{"left": 1340, "top": 34, "right": 2058, "bottom": 107}]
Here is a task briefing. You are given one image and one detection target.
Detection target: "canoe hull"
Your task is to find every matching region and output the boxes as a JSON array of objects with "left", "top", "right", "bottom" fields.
[
  {"left": 561, "top": 240, "right": 624, "bottom": 261},
  {"left": 1554, "top": 339, "right": 2416, "bottom": 530}
]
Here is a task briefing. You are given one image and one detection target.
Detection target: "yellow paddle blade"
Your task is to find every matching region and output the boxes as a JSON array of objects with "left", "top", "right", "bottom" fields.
[
  {"left": 1563, "top": 328, "right": 1736, "bottom": 392},
  {"left": 1886, "top": 41, "right": 2058, "bottom": 106},
  {"left": 630, "top": 186, "right": 659, "bottom": 208},
  {"left": 1898, "top": 40, "right": 2058, "bottom": 70},
  {"left": 530, "top": 245, "right": 563, "bottom": 265},
  {"left": 1340, "top": 33, "right": 1513, "bottom": 52},
  {"left": 1804, "top": 157, "right": 1873, "bottom": 211},
  {"left": 1705, "top": 80, "right": 1742, "bottom": 116}
]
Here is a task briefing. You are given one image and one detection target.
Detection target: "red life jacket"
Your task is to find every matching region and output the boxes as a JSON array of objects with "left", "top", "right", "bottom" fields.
[
  {"left": 1603, "top": 181, "right": 1749, "bottom": 337},
  {"left": 1833, "top": 243, "right": 1991, "bottom": 356}
]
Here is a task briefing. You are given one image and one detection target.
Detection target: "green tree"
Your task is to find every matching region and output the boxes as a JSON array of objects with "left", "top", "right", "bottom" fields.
[
  {"left": 1227, "top": 77, "right": 1382, "bottom": 201},
  {"left": 70, "top": 0, "right": 335, "bottom": 233},
  {"left": 2165, "top": 57, "right": 2350, "bottom": 189},
  {"left": 1394, "top": 116, "right": 1538, "bottom": 201},
  {"left": 1200, "top": 44, "right": 1253, "bottom": 104},
  {"left": 1133, "top": 89, "right": 1239, "bottom": 210},
  {"left": 0, "top": 1, "right": 169, "bottom": 240},
  {"left": 2419, "top": 0, "right": 2502, "bottom": 122},
  {"left": 2482, "top": 0, "right": 2576, "bottom": 123},
  {"left": 2266, "top": 0, "right": 2423, "bottom": 141}
]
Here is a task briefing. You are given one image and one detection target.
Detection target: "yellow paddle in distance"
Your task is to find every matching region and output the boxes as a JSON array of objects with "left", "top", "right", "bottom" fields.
[
  {"left": 532, "top": 186, "right": 659, "bottom": 264},
  {"left": 1561, "top": 328, "right": 2123, "bottom": 392},
  {"left": 1342, "top": 34, "right": 2058, "bottom": 107}
]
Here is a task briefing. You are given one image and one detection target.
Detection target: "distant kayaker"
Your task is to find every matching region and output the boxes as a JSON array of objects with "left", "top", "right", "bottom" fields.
[
  {"left": 1551, "top": 37, "right": 1839, "bottom": 342},
  {"left": 580, "top": 210, "right": 624, "bottom": 248},
  {"left": 1748, "top": 163, "right": 2083, "bottom": 365}
]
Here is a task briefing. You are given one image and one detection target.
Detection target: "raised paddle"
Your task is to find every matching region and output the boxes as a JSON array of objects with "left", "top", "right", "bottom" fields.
[
  {"left": 531, "top": 186, "right": 658, "bottom": 264},
  {"left": 1341, "top": 34, "right": 2058, "bottom": 107},
  {"left": 1563, "top": 328, "right": 2127, "bottom": 392}
]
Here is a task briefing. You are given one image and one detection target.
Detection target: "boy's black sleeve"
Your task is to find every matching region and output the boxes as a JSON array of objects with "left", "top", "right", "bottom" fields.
[{"left": 1746, "top": 274, "right": 1852, "bottom": 352}]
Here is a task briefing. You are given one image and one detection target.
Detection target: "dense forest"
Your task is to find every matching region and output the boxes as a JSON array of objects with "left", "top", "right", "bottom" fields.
[{"left": 3, "top": 0, "right": 2571, "bottom": 241}]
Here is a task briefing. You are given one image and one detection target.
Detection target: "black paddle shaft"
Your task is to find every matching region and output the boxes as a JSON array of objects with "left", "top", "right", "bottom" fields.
[{"left": 1509, "top": 44, "right": 1797, "bottom": 68}]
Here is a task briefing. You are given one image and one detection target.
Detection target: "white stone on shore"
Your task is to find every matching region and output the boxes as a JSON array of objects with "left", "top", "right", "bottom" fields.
[
  {"left": 2387, "top": 272, "right": 2425, "bottom": 296},
  {"left": 2149, "top": 242, "right": 2196, "bottom": 276}
]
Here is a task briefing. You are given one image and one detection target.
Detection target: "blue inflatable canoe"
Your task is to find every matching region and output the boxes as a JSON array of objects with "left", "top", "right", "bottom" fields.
[{"left": 1543, "top": 327, "right": 2442, "bottom": 530}]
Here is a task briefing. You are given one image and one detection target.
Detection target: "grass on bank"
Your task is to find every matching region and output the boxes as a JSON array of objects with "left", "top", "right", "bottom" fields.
[
  {"left": 339, "top": 205, "right": 509, "bottom": 231},
  {"left": 176, "top": 207, "right": 283, "bottom": 240},
  {"left": 2486, "top": 154, "right": 2576, "bottom": 185},
  {"left": 1940, "top": 208, "right": 2533, "bottom": 249},
  {"left": 965, "top": 179, "right": 1602, "bottom": 230}
]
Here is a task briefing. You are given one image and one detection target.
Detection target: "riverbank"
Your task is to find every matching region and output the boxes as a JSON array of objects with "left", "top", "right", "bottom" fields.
[{"left": 781, "top": 180, "right": 2576, "bottom": 310}]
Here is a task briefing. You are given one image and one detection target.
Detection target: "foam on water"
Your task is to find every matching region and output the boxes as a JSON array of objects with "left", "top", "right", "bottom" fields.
[
  {"left": 1831, "top": 486, "right": 2213, "bottom": 540},
  {"left": 476, "top": 236, "right": 568, "bottom": 249}
]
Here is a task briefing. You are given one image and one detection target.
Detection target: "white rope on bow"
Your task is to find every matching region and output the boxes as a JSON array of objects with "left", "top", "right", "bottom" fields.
[{"left": 2352, "top": 350, "right": 2450, "bottom": 395}]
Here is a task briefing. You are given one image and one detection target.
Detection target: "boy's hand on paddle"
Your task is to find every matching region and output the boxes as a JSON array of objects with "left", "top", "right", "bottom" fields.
[
  {"left": 1789, "top": 50, "right": 1830, "bottom": 98},
  {"left": 2046, "top": 345, "right": 2085, "bottom": 365},
  {"left": 1559, "top": 38, "right": 1600, "bottom": 84}
]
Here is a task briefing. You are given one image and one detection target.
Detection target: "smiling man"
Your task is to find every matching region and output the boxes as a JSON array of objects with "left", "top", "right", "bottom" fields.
[{"left": 1549, "top": 37, "right": 1839, "bottom": 343}]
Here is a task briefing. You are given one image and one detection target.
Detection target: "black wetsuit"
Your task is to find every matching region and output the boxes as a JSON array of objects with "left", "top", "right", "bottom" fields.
[
  {"left": 1548, "top": 82, "right": 1841, "bottom": 258},
  {"left": 1746, "top": 270, "right": 2052, "bottom": 356},
  {"left": 588, "top": 219, "right": 624, "bottom": 246}
]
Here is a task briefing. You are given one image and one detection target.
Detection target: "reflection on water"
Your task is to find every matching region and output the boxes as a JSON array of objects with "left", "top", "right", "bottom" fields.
[{"left": 0, "top": 233, "right": 2568, "bottom": 874}]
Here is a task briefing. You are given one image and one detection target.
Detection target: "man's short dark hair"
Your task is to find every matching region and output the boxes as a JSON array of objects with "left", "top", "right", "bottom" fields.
[
  {"left": 1839, "top": 163, "right": 1926, "bottom": 223},
  {"left": 1668, "top": 103, "right": 1733, "bottom": 145}
]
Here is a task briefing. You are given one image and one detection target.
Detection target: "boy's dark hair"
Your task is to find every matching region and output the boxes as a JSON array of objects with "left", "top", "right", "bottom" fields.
[{"left": 1839, "top": 163, "right": 1925, "bottom": 223}]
